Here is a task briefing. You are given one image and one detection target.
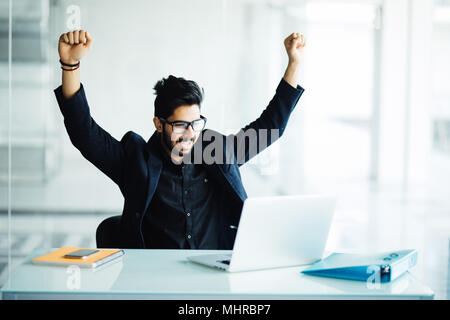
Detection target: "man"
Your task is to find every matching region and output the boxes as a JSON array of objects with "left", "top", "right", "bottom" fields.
[{"left": 54, "top": 30, "right": 306, "bottom": 249}]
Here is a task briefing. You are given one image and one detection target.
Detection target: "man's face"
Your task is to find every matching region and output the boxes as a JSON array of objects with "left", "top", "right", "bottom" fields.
[{"left": 155, "top": 104, "right": 202, "bottom": 157}]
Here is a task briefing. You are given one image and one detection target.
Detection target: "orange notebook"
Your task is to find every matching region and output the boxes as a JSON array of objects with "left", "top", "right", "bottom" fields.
[{"left": 32, "top": 247, "right": 124, "bottom": 268}]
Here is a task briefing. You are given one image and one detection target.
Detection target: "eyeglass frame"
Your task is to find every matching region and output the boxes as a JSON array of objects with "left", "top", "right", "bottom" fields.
[{"left": 159, "top": 115, "right": 207, "bottom": 133}]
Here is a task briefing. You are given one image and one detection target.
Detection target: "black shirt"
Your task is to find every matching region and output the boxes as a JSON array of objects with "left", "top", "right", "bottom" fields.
[{"left": 143, "top": 138, "right": 221, "bottom": 249}]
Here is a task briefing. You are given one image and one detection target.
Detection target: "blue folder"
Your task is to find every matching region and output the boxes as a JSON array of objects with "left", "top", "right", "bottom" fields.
[{"left": 301, "top": 249, "right": 418, "bottom": 283}]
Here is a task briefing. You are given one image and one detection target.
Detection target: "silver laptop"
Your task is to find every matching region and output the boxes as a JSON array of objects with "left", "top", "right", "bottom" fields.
[{"left": 187, "top": 194, "right": 336, "bottom": 272}]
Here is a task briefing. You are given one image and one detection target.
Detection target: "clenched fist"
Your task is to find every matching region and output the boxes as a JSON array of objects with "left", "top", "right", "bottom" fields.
[
  {"left": 284, "top": 32, "right": 306, "bottom": 64},
  {"left": 58, "top": 30, "right": 93, "bottom": 65}
]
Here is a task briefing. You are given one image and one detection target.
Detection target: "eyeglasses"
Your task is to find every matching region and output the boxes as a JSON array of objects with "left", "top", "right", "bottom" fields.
[{"left": 159, "top": 115, "right": 207, "bottom": 134}]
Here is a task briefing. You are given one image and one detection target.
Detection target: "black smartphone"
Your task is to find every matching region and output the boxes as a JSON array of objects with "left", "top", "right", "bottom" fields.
[{"left": 64, "top": 249, "right": 100, "bottom": 259}]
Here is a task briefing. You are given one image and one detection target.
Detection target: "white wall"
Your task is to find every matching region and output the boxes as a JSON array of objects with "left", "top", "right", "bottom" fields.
[{"left": 378, "top": 0, "right": 433, "bottom": 185}]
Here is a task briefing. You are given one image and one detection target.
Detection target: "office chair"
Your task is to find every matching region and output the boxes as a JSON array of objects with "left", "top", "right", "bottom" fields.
[{"left": 96, "top": 215, "right": 123, "bottom": 248}]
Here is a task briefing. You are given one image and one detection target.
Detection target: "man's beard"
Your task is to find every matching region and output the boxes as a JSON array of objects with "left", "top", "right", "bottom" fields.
[{"left": 161, "top": 127, "right": 196, "bottom": 157}]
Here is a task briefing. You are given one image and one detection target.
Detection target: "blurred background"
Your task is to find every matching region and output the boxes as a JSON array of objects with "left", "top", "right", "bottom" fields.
[{"left": 0, "top": 0, "right": 449, "bottom": 299}]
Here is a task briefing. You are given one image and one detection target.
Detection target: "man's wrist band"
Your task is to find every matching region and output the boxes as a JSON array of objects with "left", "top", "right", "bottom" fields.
[
  {"left": 59, "top": 59, "right": 80, "bottom": 67},
  {"left": 61, "top": 65, "right": 80, "bottom": 71}
]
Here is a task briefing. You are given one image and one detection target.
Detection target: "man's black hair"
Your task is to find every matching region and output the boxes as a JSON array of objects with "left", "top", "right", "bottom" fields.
[{"left": 153, "top": 75, "right": 204, "bottom": 119}]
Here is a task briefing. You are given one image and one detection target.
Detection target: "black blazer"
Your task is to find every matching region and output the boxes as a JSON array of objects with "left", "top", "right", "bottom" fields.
[{"left": 54, "top": 78, "right": 304, "bottom": 249}]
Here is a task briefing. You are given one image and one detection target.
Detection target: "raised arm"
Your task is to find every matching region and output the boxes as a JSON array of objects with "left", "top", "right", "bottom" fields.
[
  {"left": 55, "top": 30, "right": 127, "bottom": 188},
  {"left": 229, "top": 33, "right": 306, "bottom": 166},
  {"left": 59, "top": 30, "right": 93, "bottom": 98},
  {"left": 282, "top": 32, "right": 305, "bottom": 88}
]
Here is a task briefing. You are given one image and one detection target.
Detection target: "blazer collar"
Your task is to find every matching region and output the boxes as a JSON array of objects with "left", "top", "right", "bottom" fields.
[
  {"left": 141, "top": 131, "right": 163, "bottom": 217},
  {"left": 146, "top": 131, "right": 161, "bottom": 155}
]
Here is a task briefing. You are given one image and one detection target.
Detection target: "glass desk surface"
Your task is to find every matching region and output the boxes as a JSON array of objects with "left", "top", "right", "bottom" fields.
[{"left": 0, "top": 248, "right": 434, "bottom": 300}]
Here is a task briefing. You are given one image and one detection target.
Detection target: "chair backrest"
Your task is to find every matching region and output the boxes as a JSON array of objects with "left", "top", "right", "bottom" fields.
[{"left": 96, "top": 215, "right": 122, "bottom": 248}]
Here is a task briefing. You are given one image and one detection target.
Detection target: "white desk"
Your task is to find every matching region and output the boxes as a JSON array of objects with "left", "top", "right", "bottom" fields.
[{"left": 1, "top": 248, "right": 434, "bottom": 300}]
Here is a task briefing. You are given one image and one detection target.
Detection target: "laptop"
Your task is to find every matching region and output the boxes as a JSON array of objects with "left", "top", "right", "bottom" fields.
[{"left": 187, "top": 194, "right": 336, "bottom": 272}]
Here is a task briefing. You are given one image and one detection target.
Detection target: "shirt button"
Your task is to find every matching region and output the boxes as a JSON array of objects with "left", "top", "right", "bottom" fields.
[
  {"left": 186, "top": 212, "right": 191, "bottom": 217},
  {"left": 187, "top": 234, "right": 191, "bottom": 239},
  {"left": 204, "top": 178, "right": 208, "bottom": 183},
  {"left": 184, "top": 189, "right": 188, "bottom": 194}
]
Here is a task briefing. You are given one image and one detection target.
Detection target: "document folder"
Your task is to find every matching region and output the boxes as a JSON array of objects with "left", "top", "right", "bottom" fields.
[
  {"left": 32, "top": 247, "right": 124, "bottom": 269},
  {"left": 301, "top": 249, "right": 418, "bottom": 283}
]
